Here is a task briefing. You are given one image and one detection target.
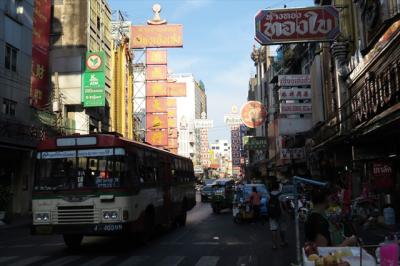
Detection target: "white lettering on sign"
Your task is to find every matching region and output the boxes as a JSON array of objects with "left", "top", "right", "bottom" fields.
[
  {"left": 78, "top": 148, "right": 113, "bottom": 157},
  {"left": 280, "top": 103, "right": 312, "bottom": 114},
  {"left": 41, "top": 150, "right": 77, "bottom": 159},
  {"left": 224, "top": 115, "right": 242, "bottom": 126}
]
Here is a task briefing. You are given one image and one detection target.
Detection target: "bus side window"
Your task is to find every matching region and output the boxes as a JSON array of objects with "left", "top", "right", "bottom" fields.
[
  {"left": 137, "top": 149, "right": 145, "bottom": 184},
  {"left": 126, "top": 154, "right": 139, "bottom": 187}
]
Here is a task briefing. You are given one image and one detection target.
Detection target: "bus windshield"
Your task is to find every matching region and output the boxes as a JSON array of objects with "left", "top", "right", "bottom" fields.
[{"left": 34, "top": 156, "right": 126, "bottom": 191}]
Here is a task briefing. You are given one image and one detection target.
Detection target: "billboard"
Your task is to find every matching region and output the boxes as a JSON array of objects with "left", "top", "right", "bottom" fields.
[
  {"left": 168, "top": 117, "right": 177, "bottom": 128},
  {"left": 240, "top": 101, "right": 267, "bottom": 128},
  {"left": 146, "top": 65, "right": 167, "bottom": 81},
  {"left": 194, "top": 119, "right": 214, "bottom": 129},
  {"left": 167, "top": 98, "right": 177, "bottom": 108},
  {"left": 278, "top": 75, "right": 311, "bottom": 86},
  {"left": 131, "top": 24, "right": 183, "bottom": 48},
  {"left": 82, "top": 72, "right": 106, "bottom": 107},
  {"left": 255, "top": 6, "right": 340, "bottom": 45},
  {"left": 243, "top": 136, "right": 267, "bottom": 150},
  {"left": 280, "top": 103, "right": 312, "bottom": 114},
  {"left": 146, "top": 50, "right": 167, "bottom": 65},
  {"left": 146, "top": 82, "right": 186, "bottom": 96},
  {"left": 147, "top": 130, "right": 168, "bottom": 146},
  {"left": 30, "top": 0, "right": 51, "bottom": 108},
  {"left": 146, "top": 113, "right": 168, "bottom": 129},
  {"left": 146, "top": 97, "right": 168, "bottom": 113}
]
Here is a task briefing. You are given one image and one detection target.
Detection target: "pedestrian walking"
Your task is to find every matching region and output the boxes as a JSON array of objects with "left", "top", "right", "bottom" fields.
[{"left": 268, "top": 181, "right": 288, "bottom": 249}]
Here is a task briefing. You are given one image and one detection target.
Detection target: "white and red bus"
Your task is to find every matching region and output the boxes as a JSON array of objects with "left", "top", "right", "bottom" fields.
[{"left": 31, "top": 134, "right": 196, "bottom": 248}]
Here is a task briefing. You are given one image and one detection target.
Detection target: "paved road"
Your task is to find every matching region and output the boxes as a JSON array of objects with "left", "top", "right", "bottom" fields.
[{"left": 0, "top": 198, "right": 296, "bottom": 266}]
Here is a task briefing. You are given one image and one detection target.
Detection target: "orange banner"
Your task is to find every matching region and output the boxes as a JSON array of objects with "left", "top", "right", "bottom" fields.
[
  {"left": 168, "top": 117, "right": 177, "bottom": 128},
  {"left": 167, "top": 82, "right": 186, "bottom": 96},
  {"left": 168, "top": 108, "right": 177, "bottom": 118},
  {"left": 146, "top": 97, "right": 168, "bottom": 113},
  {"left": 147, "top": 130, "right": 168, "bottom": 146},
  {"left": 146, "top": 113, "right": 168, "bottom": 129},
  {"left": 146, "top": 65, "right": 167, "bottom": 81},
  {"left": 146, "top": 50, "right": 167, "bottom": 65},
  {"left": 168, "top": 148, "right": 178, "bottom": 154},
  {"left": 131, "top": 25, "right": 183, "bottom": 49},
  {"left": 146, "top": 82, "right": 186, "bottom": 96},
  {"left": 167, "top": 98, "right": 177, "bottom": 108}
]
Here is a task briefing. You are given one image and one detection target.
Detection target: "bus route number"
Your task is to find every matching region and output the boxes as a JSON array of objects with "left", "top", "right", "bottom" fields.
[{"left": 94, "top": 224, "right": 123, "bottom": 232}]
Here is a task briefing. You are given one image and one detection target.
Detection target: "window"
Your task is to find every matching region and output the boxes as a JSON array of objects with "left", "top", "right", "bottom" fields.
[
  {"left": 97, "top": 16, "right": 101, "bottom": 31},
  {"left": 5, "top": 43, "right": 17, "bottom": 72},
  {"left": 3, "top": 99, "right": 16, "bottom": 116}
]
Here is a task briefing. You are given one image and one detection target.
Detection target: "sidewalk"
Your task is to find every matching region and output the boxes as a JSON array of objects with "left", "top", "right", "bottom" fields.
[{"left": 0, "top": 215, "right": 31, "bottom": 230}]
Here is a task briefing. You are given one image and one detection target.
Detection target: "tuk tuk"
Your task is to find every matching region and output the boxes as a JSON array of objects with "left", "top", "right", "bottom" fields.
[{"left": 210, "top": 178, "right": 235, "bottom": 214}]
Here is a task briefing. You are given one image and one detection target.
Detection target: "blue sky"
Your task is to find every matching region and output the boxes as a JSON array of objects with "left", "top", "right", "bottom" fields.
[{"left": 109, "top": 0, "right": 312, "bottom": 142}]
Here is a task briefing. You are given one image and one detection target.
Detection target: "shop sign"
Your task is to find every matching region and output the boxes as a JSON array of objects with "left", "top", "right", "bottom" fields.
[
  {"left": 167, "top": 98, "right": 177, "bottom": 108},
  {"left": 41, "top": 150, "right": 76, "bottom": 159},
  {"left": 30, "top": 0, "right": 51, "bottom": 108},
  {"left": 146, "top": 65, "right": 167, "bottom": 81},
  {"left": 146, "top": 82, "right": 186, "bottom": 96},
  {"left": 280, "top": 103, "right": 312, "bottom": 114},
  {"left": 82, "top": 72, "right": 105, "bottom": 107},
  {"left": 146, "top": 50, "right": 167, "bottom": 65},
  {"left": 280, "top": 148, "right": 305, "bottom": 160},
  {"left": 224, "top": 114, "right": 242, "bottom": 126},
  {"left": 255, "top": 6, "right": 340, "bottom": 45},
  {"left": 194, "top": 119, "right": 214, "bottom": 129},
  {"left": 131, "top": 24, "right": 183, "bottom": 48},
  {"left": 167, "top": 82, "right": 186, "bottom": 96},
  {"left": 243, "top": 136, "right": 267, "bottom": 150},
  {"left": 146, "top": 130, "right": 168, "bottom": 146},
  {"left": 146, "top": 113, "right": 168, "bottom": 129},
  {"left": 240, "top": 101, "right": 267, "bottom": 128},
  {"left": 279, "top": 88, "right": 312, "bottom": 100},
  {"left": 278, "top": 75, "right": 311, "bottom": 86},
  {"left": 373, "top": 162, "right": 392, "bottom": 178},
  {"left": 146, "top": 97, "right": 168, "bottom": 113}
]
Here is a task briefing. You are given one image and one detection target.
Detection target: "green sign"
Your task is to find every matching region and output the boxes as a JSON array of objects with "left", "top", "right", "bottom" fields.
[
  {"left": 85, "top": 51, "right": 106, "bottom": 72},
  {"left": 243, "top": 136, "right": 267, "bottom": 150},
  {"left": 82, "top": 72, "right": 105, "bottom": 107}
]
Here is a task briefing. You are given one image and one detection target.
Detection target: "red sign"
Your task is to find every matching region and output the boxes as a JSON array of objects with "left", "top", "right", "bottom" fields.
[
  {"left": 372, "top": 162, "right": 393, "bottom": 189},
  {"left": 146, "top": 113, "right": 168, "bottom": 129},
  {"left": 146, "top": 65, "right": 167, "bottom": 81},
  {"left": 146, "top": 50, "right": 167, "bottom": 65},
  {"left": 255, "top": 6, "right": 340, "bottom": 45},
  {"left": 146, "top": 82, "right": 186, "bottom": 96},
  {"left": 147, "top": 130, "right": 168, "bottom": 146},
  {"left": 146, "top": 97, "right": 168, "bottom": 113},
  {"left": 131, "top": 25, "right": 183, "bottom": 48},
  {"left": 30, "top": 0, "right": 51, "bottom": 108},
  {"left": 240, "top": 101, "right": 267, "bottom": 128}
]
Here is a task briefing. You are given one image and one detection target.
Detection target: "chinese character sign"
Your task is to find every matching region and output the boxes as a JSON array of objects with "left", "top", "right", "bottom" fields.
[
  {"left": 146, "top": 50, "right": 167, "bottom": 65},
  {"left": 255, "top": 6, "right": 340, "bottom": 45},
  {"left": 146, "top": 65, "right": 167, "bottom": 81},
  {"left": 146, "top": 97, "right": 168, "bottom": 113},
  {"left": 147, "top": 130, "right": 168, "bottom": 146},
  {"left": 146, "top": 114, "right": 168, "bottom": 129},
  {"left": 231, "top": 127, "right": 241, "bottom": 167},
  {"left": 30, "top": 0, "right": 52, "bottom": 108},
  {"left": 131, "top": 25, "right": 183, "bottom": 48}
]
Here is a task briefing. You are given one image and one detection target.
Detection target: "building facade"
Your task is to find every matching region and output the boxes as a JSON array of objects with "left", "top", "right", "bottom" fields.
[{"left": 50, "top": 0, "right": 112, "bottom": 134}]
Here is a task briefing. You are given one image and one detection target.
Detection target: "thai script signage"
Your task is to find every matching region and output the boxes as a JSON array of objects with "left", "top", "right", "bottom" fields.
[
  {"left": 146, "top": 50, "right": 167, "bottom": 65},
  {"left": 243, "top": 136, "right": 267, "bottom": 150},
  {"left": 255, "top": 6, "right": 340, "bottom": 45},
  {"left": 131, "top": 25, "right": 183, "bottom": 48},
  {"left": 82, "top": 51, "right": 106, "bottom": 107},
  {"left": 224, "top": 115, "right": 242, "bottom": 126},
  {"left": 279, "top": 88, "right": 312, "bottom": 100},
  {"left": 278, "top": 75, "right": 311, "bottom": 86},
  {"left": 30, "top": 0, "right": 52, "bottom": 108},
  {"left": 280, "top": 103, "right": 312, "bottom": 114},
  {"left": 240, "top": 101, "right": 267, "bottom": 128},
  {"left": 280, "top": 148, "right": 305, "bottom": 160},
  {"left": 194, "top": 119, "right": 214, "bottom": 129}
]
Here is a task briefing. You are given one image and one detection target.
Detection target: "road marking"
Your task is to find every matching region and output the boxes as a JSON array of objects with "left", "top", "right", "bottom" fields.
[
  {"left": 226, "top": 241, "right": 252, "bottom": 245},
  {"left": 195, "top": 256, "right": 220, "bottom": 266},
  {"left": 0, "top": 257, "right": 17, "bottom": 264},
  {"left": 81, "top": 256, "right": 115, "bottom": 266},
  {"left": 236, "top": 256, "right": 258, "bottom": 266},
  {"left": 118, "top": 256, "right": 150, "bottom": 266},
  {"left": 155, "top": 256, "right": 185, "bottom": 266},
  {"left": 193, "top": 241, "right": 220, "bottom": 245},
  {"left": 42, "top": 256, "right": 81, "bottom": 266},
  {"left": 8, "top": 256, "right": 47, "bottom": 266}
]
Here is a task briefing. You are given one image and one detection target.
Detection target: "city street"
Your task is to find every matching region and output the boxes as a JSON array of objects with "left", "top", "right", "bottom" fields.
[{"left": 0, "top": 195, "right": 296, "bottom": 266}]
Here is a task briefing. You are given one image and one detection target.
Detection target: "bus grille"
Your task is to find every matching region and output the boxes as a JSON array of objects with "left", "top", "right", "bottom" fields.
[{"left": 54, "top": 206, "right": 98, "bottom": 224}]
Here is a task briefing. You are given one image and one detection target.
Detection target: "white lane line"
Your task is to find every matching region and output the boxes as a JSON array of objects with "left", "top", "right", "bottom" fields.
[
  {"left": 117, "top": 256, "right": 150, "bottom": 266},
  {"left": 8, "top": 256, "right": 47, "bottom": 266},
  {"left": 155, "top": 256, "right": 185, "bottom": 266},
  {"left": 195, "top": 256, "right": 220, "bottom": 266},
  {"left": 193, "top": 242, "right": 220, "bottom": 245},
  {"left": 81, "top": 256, "right": 115, "bottom": 266},
  {"left": 0, "top": 257, "right": 18, "bottom": 264},
  {"left": 42, "top": 256, "right": 81, "bottom": 266}
]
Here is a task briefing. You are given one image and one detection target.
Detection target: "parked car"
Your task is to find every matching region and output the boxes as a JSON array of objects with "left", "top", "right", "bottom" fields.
[{"left": 200, "top": 185, "right": 214, "bottom": 202}]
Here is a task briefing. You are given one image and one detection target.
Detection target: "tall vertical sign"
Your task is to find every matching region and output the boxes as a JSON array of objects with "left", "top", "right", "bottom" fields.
[
  {"left": 30, "top": 0, "right": 52, "bottom": 108},
  {"left": 82, "top": 51, "right": 106, "bottom": 107}
]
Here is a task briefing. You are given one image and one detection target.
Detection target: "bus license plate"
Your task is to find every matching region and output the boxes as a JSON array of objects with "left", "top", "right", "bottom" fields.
[{"left": 94, "top": 224, "right": 123, "bottom": 232}]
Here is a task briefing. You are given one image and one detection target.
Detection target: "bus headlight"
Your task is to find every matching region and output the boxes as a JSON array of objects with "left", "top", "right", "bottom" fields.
[
  {"left": 34, "top": 212, "right": 50, "bottom": 223},
  {"left": 102, "top": 210, "right": 119, "bottom": 221}
]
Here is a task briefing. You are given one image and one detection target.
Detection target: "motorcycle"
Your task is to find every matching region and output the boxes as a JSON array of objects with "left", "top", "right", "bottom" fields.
[{"left": 232, "top": 199, "right": 253, "bottom": 224}]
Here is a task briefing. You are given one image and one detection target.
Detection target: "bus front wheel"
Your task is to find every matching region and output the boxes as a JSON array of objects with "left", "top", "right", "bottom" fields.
[{"left": 63, "top": 234, "right": 83, "bottom": 249}]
